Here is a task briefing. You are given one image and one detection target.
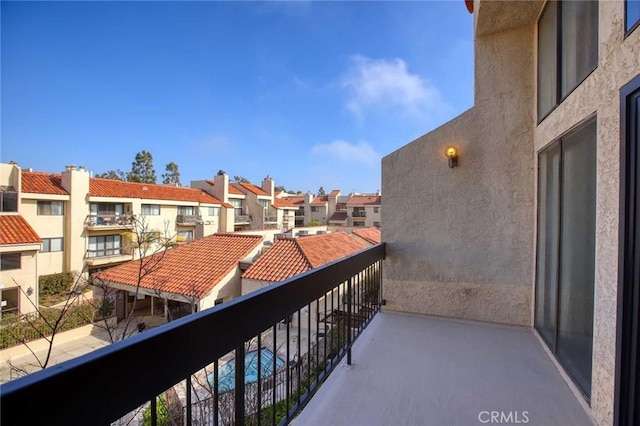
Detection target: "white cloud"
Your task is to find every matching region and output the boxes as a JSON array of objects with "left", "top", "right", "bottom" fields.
[
  {"left": 311, "top": 140, "right": 379, "bottom": 166},
  {"left": 342, "top": 55, "right": 447, "bottom": 120}
]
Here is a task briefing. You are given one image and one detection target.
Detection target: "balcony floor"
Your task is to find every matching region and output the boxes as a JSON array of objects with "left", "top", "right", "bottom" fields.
[{"left": 294, "top": 312, "right": 593, "bottom": 426}]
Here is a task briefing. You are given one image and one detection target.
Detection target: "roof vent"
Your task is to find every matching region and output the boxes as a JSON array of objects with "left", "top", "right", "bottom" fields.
[{"left": 65, "top": 165, "right": 77, "bottom": 171}]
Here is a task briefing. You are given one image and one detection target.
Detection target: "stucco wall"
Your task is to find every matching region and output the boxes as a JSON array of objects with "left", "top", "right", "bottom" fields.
[
  {"left": 533, "top": 3, "right": 640, "bottom": 425},
  {"left": 382, "top": 24, "right": 536, "bottom": 327},
  {"left": 20, "top": 198, "right": 66, "bottom": 276},
  {"left": 0, "top": 250, "right": 39, "bottom": 314}
]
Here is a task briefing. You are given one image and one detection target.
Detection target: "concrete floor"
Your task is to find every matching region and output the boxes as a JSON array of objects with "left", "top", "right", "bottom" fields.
[{"left": 294, "top": 312, "right": 593, "bottom": 426}]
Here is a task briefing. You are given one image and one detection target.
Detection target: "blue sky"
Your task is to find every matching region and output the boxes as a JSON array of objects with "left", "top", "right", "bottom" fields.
[{"left": 1, "top": 1, "right": 474, "bottom": 194}]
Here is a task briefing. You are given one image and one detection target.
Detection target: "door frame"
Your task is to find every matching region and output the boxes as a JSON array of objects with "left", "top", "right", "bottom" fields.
[{"left": 615, "top": 73, "right": 640, "bottom": 426}]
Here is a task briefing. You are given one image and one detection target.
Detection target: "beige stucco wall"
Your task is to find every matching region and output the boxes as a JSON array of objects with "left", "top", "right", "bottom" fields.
[
  {"left": 20, "top": 198, "right": 66, "bottom": 276},
  {"left": 382, "top": 23, "right": 536, "bottom": 327},
  {"left": 532, "top": 3, "right": 640, "bottom": 425},
  {"left": 0, "top": 248, "right": 39, "bottom": 315}
]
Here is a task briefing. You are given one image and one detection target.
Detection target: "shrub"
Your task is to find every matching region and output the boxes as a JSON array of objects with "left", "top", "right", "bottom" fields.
[
  {"left": 39, "top": 272, "right": 75, "bottom": 296},
  {"left": 142, "top": 396, "right": 170, "bottom": 426}
]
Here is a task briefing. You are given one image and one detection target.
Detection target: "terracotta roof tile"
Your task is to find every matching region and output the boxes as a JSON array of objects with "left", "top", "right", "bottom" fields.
[
  {"left": 280, "top": 196, "right": 305, "bottom": 206},
  {"left": 353, "top": 227, "right": 381, "bottom": 245},
  {"left": 242, "top": 238, "right": 310, "bottom": 282},
  {"left": 273, "top": 198, "right": 298, "bottom": 209},
  {"left": 89, "top": 178, "right": 225, "bottom": 204},
  {"left": 21, "top": 172, "right": 68, "bottom": 195},
  {"left": 236, "top": 182, "right": 270, "bottom": 196},
  {"left": 347, "top": 195, "right": 381, "bottom": 206},
  {"left": 94, "top": 234, "right": 262, "bottom": 298},
  {"left": 297, "top": 232, "right": 368, "bottom": 268},
  {"left": 0, "top": 215, "right": 42, "bottom": 245},
  {"left": 310, "top": 195, "right": 328, "bottom": 205},
  {"left": 329, "top": 211, "right": 348, "bottom": 222},
  {"left": 242, "top": 232, "right": 367, "bottom": 282},
  {"left": 206, "top": 180, "right": 244, "bottom": 195}
]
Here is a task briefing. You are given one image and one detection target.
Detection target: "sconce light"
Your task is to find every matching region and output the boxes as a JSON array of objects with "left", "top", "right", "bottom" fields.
[{"left": 445, "top": 146, "right": 459, "bottom": 168}]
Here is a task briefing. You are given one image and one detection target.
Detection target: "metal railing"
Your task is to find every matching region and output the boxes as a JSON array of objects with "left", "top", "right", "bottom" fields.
[
  {"left": 264, "top": 215, "right": 278, "bottom": 223},
  {"left": 86, "top": 247, "right": 126, "bottom": 258},
  {"left": 352, "top": 211, "right": 366, "bottom": 218},
  {"left": 235, "top": 214, "right": 251, "bottom": 224},
  {"left": 176, "top": 215, "right": 202, "bottom": 225},
  {"left": 85, "top": 214, "right": 135, "bottom": 227},
  {"left": 1, "top": 243, "right": 385, "bottom": 426}
]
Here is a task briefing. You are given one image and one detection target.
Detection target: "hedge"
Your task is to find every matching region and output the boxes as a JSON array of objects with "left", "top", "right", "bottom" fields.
[
  {"left": 39, "top": 272, "right": 76, "bottom": 296},
  {"left": 0, "top": 303, "right": 95, "bottom": 350}
]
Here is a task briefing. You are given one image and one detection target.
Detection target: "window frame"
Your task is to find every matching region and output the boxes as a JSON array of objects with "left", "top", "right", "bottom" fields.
[
  {"left": 88, "top": 235, "right": 122, "bottom": 258},
  {"left": 141, "top": 204, "right": 161, "bottom": 216},
  {"left": 1, "top": 191, "right": 18, "bottom": 212},
  {"left": 537, "top": 0, "right": 599, "bottom": 123},
  {"left": 0, "top": 253, "right": 21, "bottom": 270},
  {"left": 37, "top": 200, "right": 64, "bottom": 216},
  {"left": 626, "top": 0, "right": 640, "bottom": 36},
  {"left": 41, "top": 237, "right": 64, "bottom": 253},
  {"left": 208, "top": 206, "right": 220, "bottom": 216},
  {"left": 311, "top": 206, "right": 319, "bottom": 213}
]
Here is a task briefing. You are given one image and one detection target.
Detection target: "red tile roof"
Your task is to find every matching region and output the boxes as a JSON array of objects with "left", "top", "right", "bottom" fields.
[
  {"left": 353, "top": 227, "right": 381, "bottom": 245},
  {"left": 0, "top": 215, "right": 42, "bottom": 245},
  {"left": 94, "top": 234, "right": 262, "bottom": 298},
  {"left": 206, "top": 180, "right": 244, "bottom": 195},
  {"left": 90, "top": 178, "right": 226, "bottom": 205},
  {"left": 328, "top": 190, "right": 340, "bottom": 197},
  {"left": 329, "top": 211, "right": 348, "bottom": 222},
  {"left": 21, "top": 172, "right": 68, "bottom": 195},
  {"left": 243, "top": 232, "right": 367, "bottom": 282},
  {"left": 273, "top": 197, "right": 299, "bottom": 209},
  {"left": 311, "top": 195, "right": 328, "bottom": 205},
  {"left": 280, "top": 196, "right": 305, "bottom": 206},
  {"left": 347, "top": 195, "right": 381, "bottom": 206},
  {"left": 236, "top": 182, "right": 270, "bottom": 196}
]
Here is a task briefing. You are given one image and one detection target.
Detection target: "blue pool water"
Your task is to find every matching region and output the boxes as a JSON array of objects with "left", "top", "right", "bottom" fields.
[{"left": 208, "top": 348, "right": 286, "bottom": 391}]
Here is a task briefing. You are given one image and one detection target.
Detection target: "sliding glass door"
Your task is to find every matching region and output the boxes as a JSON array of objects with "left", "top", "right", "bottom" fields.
[{"left": 535, "top": 118, "right": 597, "bottom": 398}]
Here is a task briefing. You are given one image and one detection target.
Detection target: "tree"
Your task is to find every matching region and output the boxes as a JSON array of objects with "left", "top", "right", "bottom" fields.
[
  {"left": 129, "top": 150, "right": 157, "bottom": 183},
  {"left": 233, "top": 175, "right": 250, "bottom": 183},
  {"left": 95, "top": 169, "right": 127, "bottom": 181},
  {"left": 162, "top": 162, "right": 181, "bottom": 186},
  {"left": 317, "top": 186, "right": 326, "bottom": 195}
]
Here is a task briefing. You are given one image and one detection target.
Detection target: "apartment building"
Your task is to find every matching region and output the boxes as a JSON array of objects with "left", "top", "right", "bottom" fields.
[
  {"left": 191, "top": 173, "right": 297, "bottom": 232},
  {"left": 0, "top": 163, "right": 232, "bottom": 287},
  {"left": 347, "top": 194, "right": 381, "bottom": 228}
]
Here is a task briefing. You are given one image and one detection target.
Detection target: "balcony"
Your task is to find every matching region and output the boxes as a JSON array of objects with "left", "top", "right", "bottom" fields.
[
  {"left": 264, "top": 215, "right": 278, "bottom": 223},
  {"left": 176, "top": 214, "right": 202, "bottom": 226},
  {"left": 295, "top": 209, "right": 305, "bottom": 217},
  {"left": 85, "top": 247, "right": 133, "bottom": 266},
  {"left": 85, "top": 214, "right": 135, "bottom": 230},
  {"left": 235, "top": 214, "right": 251, "bottom": 224},
  {"left": 1, "top": 244, "right": 385, "bottom": 425},
  {"left": 352, "top": 211, "right": 366, "bottom": 218}
]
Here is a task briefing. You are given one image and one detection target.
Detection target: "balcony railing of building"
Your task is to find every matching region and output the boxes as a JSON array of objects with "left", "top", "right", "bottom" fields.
[
  {"left": 176, "top": 214, "right": 202, "bottom": 225},
  {"left": 264, "top": 215, "right": 278, "bottom": 223},
  {"left": 235, "top": 214, "right": 251, "bottom": 224},
  {"left": 86, "top": 247, "right": 130, "bottom": 258},
  {"left": 352, "top": 211, "right": 366, "bottom": 218},
  {"left": 85, "top": 213, "right": 135, "bottom": 228},
  {"left": 1, "top": 243, "right": 385, "bottom": 426},
  {"left": 295, "top": 209, "right": 305, "bottom": 217}
]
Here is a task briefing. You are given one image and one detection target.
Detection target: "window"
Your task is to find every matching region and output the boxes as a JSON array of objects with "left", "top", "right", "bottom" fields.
[
  {"left": 311, "top": 206, "right": 318, "bottom": 212},
  {"left": 177, "top": 230, "right": 194, "bottom": 242},
  {"left": 41, "top": 237, "right": 63, "bottom": 253},
  {"left": 208, "top": 207, "right": 220, "bottom": 216},
  {"left": 88, "top": 235, "right": 122, "bottom": 258},
  {"left": 258, "top": 199, "right": 268, "bottom": 208},
  {"left": 37, "top": 201, "right": 64, "bottom": 215},
  {"left": 538, "top": 0, "right": 598, "bottom": 120},
  {"left": 90, "top": 203, "right": 124, "bottom": 215},
  {"left": 1, "top": 253, "right": 21, "bottom": 270},
  {"left": 141, "top": 204, "right": 160, "bottom": 215},
  {"left": 178, "top": 206, "right": 195, "bottom": 216},
  {"left": 535, "top": 118, "right": 596, "bottom": 397},
  {"left": 373, "top": 222, "right": 381, "bottom": 227},
  {"left": 627, "top": 0, "right": 640, "bottom": 33},
  {"left": 1, "top": 288, "right": 19, "bottom": 318},
  {"left": 373, "top": 207, "right": 380, "bottom": 213},
  {"left": 230, "top": 199, "right": 244, "bottom": 216},
  {"left": 353, "top": 221, "right": 365, "bottom": 227},
  {"left": 1, "top": 191, "right": 18, "bottom": 212}
]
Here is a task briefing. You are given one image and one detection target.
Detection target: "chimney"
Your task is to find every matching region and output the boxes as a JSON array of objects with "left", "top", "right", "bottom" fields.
[
  {"left": 213, "top": 172, "right": 229, "bottom": 202},
  {"left": 261, "top": 175, "right": 274, "bottom": 197}
]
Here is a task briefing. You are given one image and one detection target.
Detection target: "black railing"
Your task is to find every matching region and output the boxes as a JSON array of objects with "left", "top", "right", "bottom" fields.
[
  {"left": 352, "top": 211, "right": 366, "bottom": 218},
  {"left": 85, "top": 213, "right": 135, "bottom": 227},
  {"left": 1, "top": 243, "right": 385, "bottom": 426},
  {"left": 176, "top": 214, "right": 202, "bottom": 224}
]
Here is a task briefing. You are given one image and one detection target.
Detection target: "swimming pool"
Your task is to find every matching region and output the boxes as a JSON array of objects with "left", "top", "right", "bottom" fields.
[{"left": 208, "top": 348, "right": 286, "bottom": 391}]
